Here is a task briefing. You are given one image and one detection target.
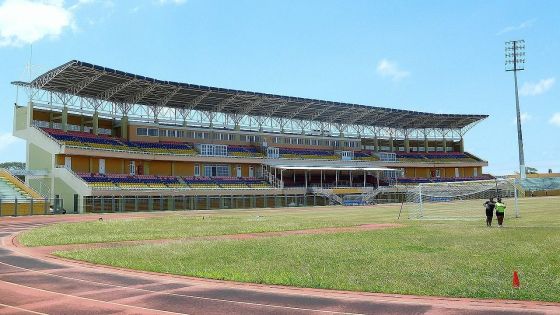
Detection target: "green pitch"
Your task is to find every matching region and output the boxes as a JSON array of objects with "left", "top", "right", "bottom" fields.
[{"left": 21, "top": 196, "right": 560, "bottom": 302}]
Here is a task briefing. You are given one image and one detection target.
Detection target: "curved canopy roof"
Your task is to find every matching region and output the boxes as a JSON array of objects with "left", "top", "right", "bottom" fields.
[{"left": 15, "top": 60, "right": 487, "bottom": 129}]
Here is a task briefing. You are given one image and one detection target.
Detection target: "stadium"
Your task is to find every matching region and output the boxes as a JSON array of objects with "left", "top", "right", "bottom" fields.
[
  {"left": 1, "top": 59, "right": 560, "bottom": 314},
  {"left": 7, "top": 60, "right": 491, "bottom": 214}
]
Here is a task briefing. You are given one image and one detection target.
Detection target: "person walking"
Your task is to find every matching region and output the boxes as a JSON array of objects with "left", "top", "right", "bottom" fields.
[
  {"left": 495, "top": 197, "right": 506, "bottom": 227},
  {"left": 483, "top": 197, "right": 496, "bottom": 227}
]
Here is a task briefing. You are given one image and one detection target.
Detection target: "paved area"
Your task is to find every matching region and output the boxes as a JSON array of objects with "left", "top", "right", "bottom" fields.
[{"left": 1, "top": 213, "right": 560, "bottom": 314}]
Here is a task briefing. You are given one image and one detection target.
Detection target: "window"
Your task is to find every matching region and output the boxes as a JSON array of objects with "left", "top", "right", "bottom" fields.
[
  {"left": 195, "top": 132, "right": 209, "bottom": 139},
  {"left": 236, "top": 165, "right": 242, "bottom": 177},
  {"left": 214, "top": 133, "right": 233, "bottom": 141},
  {"left": 340, "top": 151, "right": 353, "bottom": 161},
  {"left": 248, "top": 166, "right": 254, "bottom": 178},
  {"left": 204, "top": 165, "right": 230, "bottom": 177},
  {"left": 455, "top": 168, "right": 460, "bottom": 178},
  {"left": 194, "top": 164, "right": 200, "bottom": 177},
  {"left": 267, "top": 147, "right": 279, "bottom": 159},
  {"left": 311, "top": 139, "right": 320, "bottom": 146},
  {"left": 136, "top": 128, "right": 148, "bottom": 136},
  {"left": 241, "top": 135, "right": 259, "bottom": 143},
  {"left": 148, "top": 128, "right": 158, "bottom": 137},
  {"left": 272, "top": 137, "right": 281, "bottom": 144},
  {"left": 99, "top": 159, "right": 105, "bottom": 174},
  {"left": 199, "top": 144, "right": 227, "bottom": 157},
  {"left": 129, "top": 161, "right": 136, "bottom": 175},
  {"left": 473, "top": 167, "right": 478, "bottom": 177}
]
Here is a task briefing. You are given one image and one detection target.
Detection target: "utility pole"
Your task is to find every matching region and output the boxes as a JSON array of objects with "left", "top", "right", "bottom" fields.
[{"left": 505, "top": 40, "right": 526, "bottom": 179}]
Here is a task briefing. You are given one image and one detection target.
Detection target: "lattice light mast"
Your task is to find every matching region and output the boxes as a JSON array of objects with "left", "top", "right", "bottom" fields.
[{"left": 505, "top": 40, "right": 526, "bottom": 179}]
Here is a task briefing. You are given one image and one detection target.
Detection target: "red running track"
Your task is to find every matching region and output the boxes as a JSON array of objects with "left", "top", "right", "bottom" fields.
[{"left": 1, "top": 213, "right": 559, "bottom": 315}]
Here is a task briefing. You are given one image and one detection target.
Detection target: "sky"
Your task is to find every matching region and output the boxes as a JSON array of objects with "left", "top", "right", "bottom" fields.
[{"left": 0, "top": 0, "right": 558, "bottom": 175}]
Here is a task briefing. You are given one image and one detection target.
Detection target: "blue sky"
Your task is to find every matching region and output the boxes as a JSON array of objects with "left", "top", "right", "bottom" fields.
[{"left": 0, "top": 0, "right": 558, "bottom": 175}]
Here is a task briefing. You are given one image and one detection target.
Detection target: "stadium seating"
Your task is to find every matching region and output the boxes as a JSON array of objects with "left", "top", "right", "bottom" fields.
[
  {"left": 278, "top": 147, "right": 339, "bottom": 160},
  {"left": 396, "top": 152, "right": 480, "bottom": 162},
  {"left": 126, "top": 141, "right": 197, "bottom": 155},
  {"left": 354, "top": 151, "right": 380, "bottom": 161},
  {"left": 520, "top": 177, "right": 560, "bottom": 192},
  {"left": 0, "top": 174, "right": 33, "bottom": 199},
  {"left": 79, "top": 172, "right": 273, "bottom": 190},
  {"left": 397, "top": 175, "right": 493, "bottom": 184},
  {"left": 227, "top": 145, "right": 264, "bottom": 158},
  {"left": 45, "top": 128, "right": 130, "bottom": 151},
  {"left": 43, "top": 128, "right": 197, "bottom": 156}
]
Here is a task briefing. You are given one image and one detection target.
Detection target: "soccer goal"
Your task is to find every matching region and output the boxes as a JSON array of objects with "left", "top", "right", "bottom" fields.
[{"left": 405, "top": 178, "right": 520, "bottom": 220}]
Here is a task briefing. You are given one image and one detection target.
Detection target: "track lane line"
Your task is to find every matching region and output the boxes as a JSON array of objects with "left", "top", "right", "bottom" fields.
[
  {"left": 0, "top": 260, "right": 363, "bottom": 315},
  {"left": 0, "top": 280, "right": 187, "bottom": 315},
  {"left": 0, "top": 302, "right": 48, "bottom": 315}
]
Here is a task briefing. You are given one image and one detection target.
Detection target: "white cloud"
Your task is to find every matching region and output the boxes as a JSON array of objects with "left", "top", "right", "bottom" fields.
[
  {"left": 497, "top": 19, "right": 535, "bottom": 35},
  {"left": 0, "top": 0, "right": 73, "bottom": 47},
  {"left": 0, "top": 132, "right": 20, "bottom": 152},
  {"left": 512, "top": 112, "right": 531, "bottom": 124},
  {"left": 549, "top": 113, "right": 560, "bottom": 127},
  {"left": 156, "top": 0, "right": 187, "bottom": 5},
  {"left": 376, "top": 59, "right": 410, "bottom": 81},
  {"left": 520, "top": 78, "right": 555, "bottom": 96}
]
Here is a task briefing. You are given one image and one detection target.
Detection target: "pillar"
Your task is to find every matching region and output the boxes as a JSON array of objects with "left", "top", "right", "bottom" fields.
[
  {"left": 442, "top": 137, "right": 447, "bottom": 152},
  {"left": 121, "top": 115, "right": 129, "bottom": 140},
  {"left": 92, "top": 111, "right": 99, "bottom": 135},
  {"left": 49, "top": 111, "right": 54, "bottom": 128},
  {"left": 389, "top": 136, "right": 394, "bottom": 152},
  {"left": 459, "top": 137, "right": 464, "bottom": 153},
  {"left": 424, "top": 135, "right": 429, "bottom": 152},
  {"left": 373, "top": 136, "right": 379, "bottom": 152},
  {"left": 80, "top": 116, "right": 85, "bottom": 132},
  {"left": 234, "top": 124, "right": 241, "bottom": 141},
  {"left": 28, "top": 101, "right": 34, "bottom": 125},
  {"left": 61, "top": 106, "right": 68, "bottom": 132},
  {"left": 404, "top": 136, "right": 410, "bottom": 152}
]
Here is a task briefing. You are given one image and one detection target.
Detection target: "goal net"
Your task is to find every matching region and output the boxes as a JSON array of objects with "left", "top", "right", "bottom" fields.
[{"left": 405, "top": 178, "right": 520, "bottom": 220}]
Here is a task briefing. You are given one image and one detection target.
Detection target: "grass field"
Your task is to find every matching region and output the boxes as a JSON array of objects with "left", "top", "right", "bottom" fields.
[{"left": 22, "top": 196, "right": 560, "bottom": 302}]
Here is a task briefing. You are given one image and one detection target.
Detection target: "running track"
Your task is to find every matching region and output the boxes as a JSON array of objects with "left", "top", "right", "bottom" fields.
[{"left": 1, "top": 213, "right": 559, "bottom": 315}]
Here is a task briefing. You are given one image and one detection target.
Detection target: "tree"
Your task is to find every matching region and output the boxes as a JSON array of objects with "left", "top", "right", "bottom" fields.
[
  {"left": 0, "top": 162, "right": 25, "bottom": 170},
  {"left": 525, "top": 167, "right": 538, "bottom": 174}
]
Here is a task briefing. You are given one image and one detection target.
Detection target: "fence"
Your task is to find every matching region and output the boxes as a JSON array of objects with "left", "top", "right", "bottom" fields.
[
  {"left": 0, "top": 197, "right": 63, "bottom": 217},
  {"left": 84, "top": 194, "right": 329, "bottom": 213}
]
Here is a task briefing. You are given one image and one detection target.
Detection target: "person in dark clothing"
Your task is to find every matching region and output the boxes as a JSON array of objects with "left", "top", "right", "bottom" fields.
[{"left": 483, "top": 197, "right": 496, "bottom": 227}]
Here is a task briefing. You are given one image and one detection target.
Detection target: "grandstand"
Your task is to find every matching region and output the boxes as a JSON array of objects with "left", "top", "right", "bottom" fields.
[{"left": 11, "top": 60, "right": 488, "bottom": 213}]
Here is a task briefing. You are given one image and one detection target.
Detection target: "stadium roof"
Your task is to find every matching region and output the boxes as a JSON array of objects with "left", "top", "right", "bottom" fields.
[{"left": 14, "top": 60, "right": 487, "bottom": 129}]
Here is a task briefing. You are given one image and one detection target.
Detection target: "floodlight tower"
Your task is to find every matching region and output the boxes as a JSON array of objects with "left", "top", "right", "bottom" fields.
[{"left": 505, "top": 40, "right": 526, "bottom": 179}]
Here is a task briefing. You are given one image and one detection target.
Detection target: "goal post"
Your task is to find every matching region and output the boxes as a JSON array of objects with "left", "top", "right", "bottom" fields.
[{"left": 405, "top": 178, "right": 519, "bottom": 220}]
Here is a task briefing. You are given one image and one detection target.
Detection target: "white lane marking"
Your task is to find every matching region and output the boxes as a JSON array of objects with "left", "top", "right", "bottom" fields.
[
  {"left": 0, "top": 301, "right": 48, "bottom": 315},
  {"left": 0, "top": 258, "right": 362, "bottom": 315},
  {"left": 0, "top": 280, "right": 187, "bottom": 315}
]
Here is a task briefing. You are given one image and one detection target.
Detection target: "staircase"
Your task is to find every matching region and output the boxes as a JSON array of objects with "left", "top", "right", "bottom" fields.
[
  {"left": 359, "top": 186, "right": 396, "bottom": 205},
  {"left": 310, "top": 188, "right": 343, "bottom": 205},
  {"left": 0, "top": 176, "right": 30, "bottom": 200},
  {"left": 0, "top": 169, "right": 47, "bottom": 216}
]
